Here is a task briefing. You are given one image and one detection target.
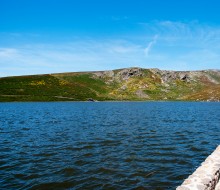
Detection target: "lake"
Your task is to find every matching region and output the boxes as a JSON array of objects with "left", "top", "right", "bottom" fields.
[{"left": 0, "top": 102, "right": 220, "bottom": 189}]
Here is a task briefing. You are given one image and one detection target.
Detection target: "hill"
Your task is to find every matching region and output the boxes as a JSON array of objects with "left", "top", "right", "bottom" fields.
[{"left": 0, "top": 67, "right": 220, "bottom": 102}]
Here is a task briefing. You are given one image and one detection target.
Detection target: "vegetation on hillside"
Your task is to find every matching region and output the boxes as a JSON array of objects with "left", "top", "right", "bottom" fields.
[{"left": 0, "top": 68, "right": 220, "bottom": 102}]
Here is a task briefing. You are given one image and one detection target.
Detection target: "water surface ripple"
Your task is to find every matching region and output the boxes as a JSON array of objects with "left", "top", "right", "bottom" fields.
[{"left": 0, "top": 102, "right": 220, "bottom": 189}]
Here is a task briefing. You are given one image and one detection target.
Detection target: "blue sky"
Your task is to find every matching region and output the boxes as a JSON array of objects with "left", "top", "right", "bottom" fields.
[{"left": 1, "top": 0, "right": 220, "bottom": 76}]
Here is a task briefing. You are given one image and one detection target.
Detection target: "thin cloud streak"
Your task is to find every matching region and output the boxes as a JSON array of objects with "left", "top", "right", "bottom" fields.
[
  {"left": 1, "top": 21, "right": 220, "bottom": 76},
  {"left": 144, "top": 35, "right": 158, "bottom": 56}
]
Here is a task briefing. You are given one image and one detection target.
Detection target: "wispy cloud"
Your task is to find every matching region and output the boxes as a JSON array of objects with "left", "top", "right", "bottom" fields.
[
  {"left": 138, "top": 20, "right": 220, "bottom": 69},
  {"left": 0, "top": 48, "right": 18, "bottom": 58},
  {"left": 0, "top": 40, "right": 146, "bottom": 76},
  {"left": 1, "top": 20, "right": 220, "bottom": 76},
  {"left": 144, "top": 35, "right": 158, "bottom": 56},
  {"left": 141, "top": 20, "right": 220, "bottom": 46}
]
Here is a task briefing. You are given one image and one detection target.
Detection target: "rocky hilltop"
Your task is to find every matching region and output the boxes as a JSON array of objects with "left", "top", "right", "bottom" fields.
[{"left": 1, "top": 67, "right": 220, "bottom": 101}]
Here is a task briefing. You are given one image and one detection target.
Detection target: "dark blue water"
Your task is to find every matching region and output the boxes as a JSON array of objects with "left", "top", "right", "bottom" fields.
[{"left": 0, "top": 102, "right": 220, "bottom": 190}]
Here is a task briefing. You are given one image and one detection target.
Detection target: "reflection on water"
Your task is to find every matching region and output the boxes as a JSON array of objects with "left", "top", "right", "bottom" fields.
[{"left": 0, "top": 102, "right": 220, "bottom": 189}]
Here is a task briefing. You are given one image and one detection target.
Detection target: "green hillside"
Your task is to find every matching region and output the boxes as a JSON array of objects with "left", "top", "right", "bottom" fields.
[{"left": 0, "top": 68, "right": 220, "bottom": 102}]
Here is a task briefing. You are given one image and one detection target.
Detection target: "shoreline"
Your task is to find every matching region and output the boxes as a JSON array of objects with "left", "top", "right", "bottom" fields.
[{"left": 0, "top": 100, "right": 220, "bottom": 103}]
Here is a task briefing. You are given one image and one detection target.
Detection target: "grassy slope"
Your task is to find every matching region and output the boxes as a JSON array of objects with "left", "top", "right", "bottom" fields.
[{"left": 0, "top": 69, "right": 219, "bottom": 102}]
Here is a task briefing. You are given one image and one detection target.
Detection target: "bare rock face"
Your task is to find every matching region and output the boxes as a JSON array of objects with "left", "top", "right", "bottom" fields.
[
  {"left": 103, "top": 70, "right": 115, "bottom": 78},
  {"left": 160, "top": 71, "right": 193, "bottom": 83},
  {"left": 135, "top": 90, "right": 149, "bottom": 98},
  {"left": 92, "top": 67, "right": 220, "bottom": 87},
  {"left": 179, "top": 73, "right": 191, "bottom": 82},
  {"left": 93, "top": 70, "right": 115, "bottom": 78},
  {"left": 116, "top": 67, "right": 143, "bottom": 81},
  {"left": 150, "top": 69, "right": 198, "bottom": 83},
  {"left": 120, "top": 84, "right": 127, "bottom": 90}
]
